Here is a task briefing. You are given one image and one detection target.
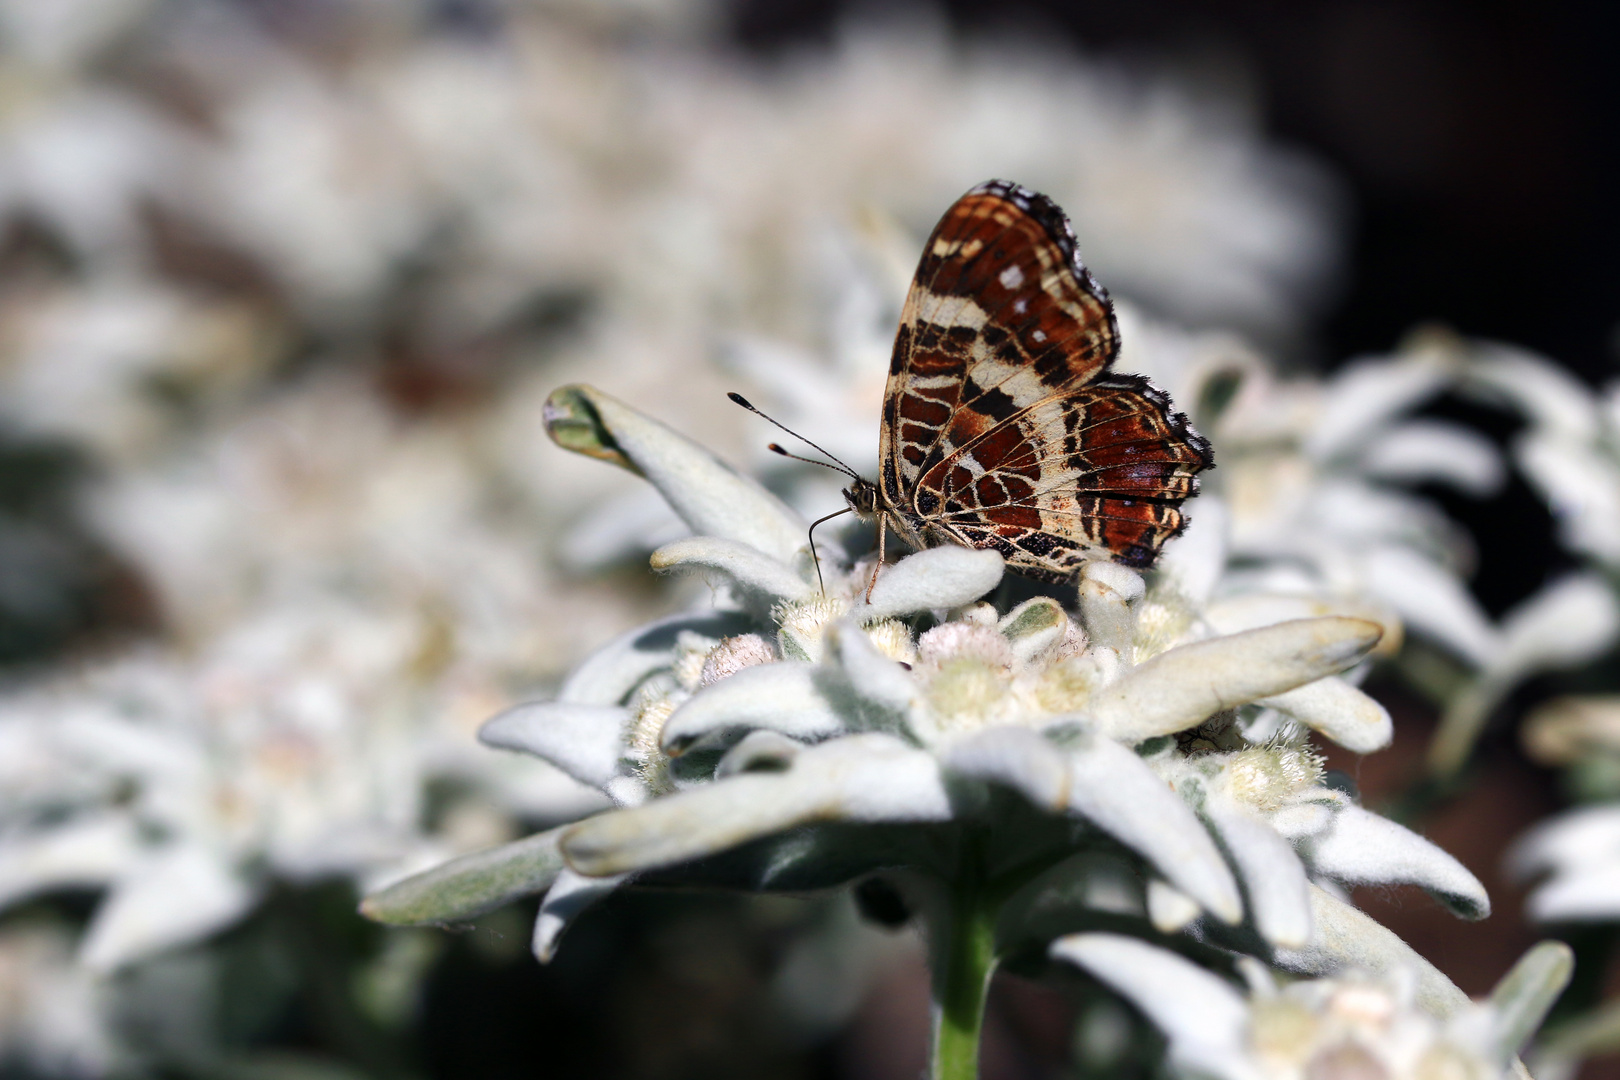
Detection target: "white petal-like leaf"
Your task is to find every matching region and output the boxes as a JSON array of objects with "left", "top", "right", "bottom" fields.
[
  {"left": 1274, "top": 885, "right": 1470, "bottom": 1018},
  {"left": 1303, "top": 804, "right": 1489, "bottom": 919},
  {"left": 828, "top": 620, "right": 920, "bottom": 719},
  {"left": 1496, "top": 573, "right": 1620, "bottom": 679},
  {"left": 1359, "top": 420, "right": 1504, "bottom": 495},
  {"left": 998, "top": 598, "right": 1069, "bottom": 663},
  {"left": 1360, "top": 546, "right": 1498, "bottom": 668},
  {"left": 532, "top": 868, "right": 626, "bottom": 963},
  {"left": 0, "top": 814, "right": 142, "bottom": 909},
  {"left": 1258, "top": 677, "right": 1392, "bottom": 753},
  {"left": 1266, "top": 799, "right": 1338, "bottom": 842},
  {"left": 1507, "top": 803, "right": 1620, "bottom": 880},
  {"left": 81, "top": 845, "right": 259, "bottom": 972},
  {"left": 1077, "top": 562, "right": 1141, "bottom": 654},
  {"left": 942, "top": 727, "right": 1069, "bottom": 811},
  {"left": 716, "top": 730, "right": 804, "bottom": 777},
  {"left": 1308, "top": 352, "right": 1452, "bottom": 462},
  {"left": 1485, "top": 942, "right": 1574, "bottom": 1066},
  {"left": 1430, "top": 574, "right": 1618, "bottom": 776},
  {"left": 1467, "top": 345, "right": 1602, "bottom": 441},
  {"left": 544, "top": 385, "right": 808, "bottom": 562},
  {"left": 1154, "top": 496, "right": 1229, "bottom": 605},
  {"left": 1088, "top": 617, "right": 1384, "bottom": 743},
  {"left": 660, "top": 662, "right": 845, "bottom": 755},
  {"left": 1518, "top": 433, "right": 1620, "bottom": 566},
  {"left": 1051, "top": 933, "right": 1251, "bottom": 1080},
  {"left": 1203, "top": 592, "right": 1399, "bottom": 653},
  {"left": 1067, "top": 738, "right": 1242, "bottom": 923},
  {"left": 562, "top": 734, "right": 952, "bottom": 877},
  {"left": 1207, "top": 801, "right": 1312, "bottom": 948},
  {"left": 859, "top": 547, "right": 1003, "bottom": 619},
  {"left": 1146, "top": 879, "right": 1202, "bottom": 933},
  {"left": 1522, "top": 866, "right": 1620, "bottom": 923},
  {"left": 360, "top": 827, "right": 568, "bottom": 926},
  {"left": 480, "top": 703, "right": 629, "bottom": 790},
  {"left": 558, "top": 610, "right": 754, "bottom": 705},
  {"left": 650, "top": 537, "right": 811, "bottom": 604}
]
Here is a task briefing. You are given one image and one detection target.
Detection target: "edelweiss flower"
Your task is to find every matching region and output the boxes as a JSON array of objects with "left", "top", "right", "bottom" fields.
[
  {"left": 367, "top": 386, "right": 1490, "bottom": 1072},
  {"left": 1054, "top": 933, "right": 1571, "bottom": 1080}
]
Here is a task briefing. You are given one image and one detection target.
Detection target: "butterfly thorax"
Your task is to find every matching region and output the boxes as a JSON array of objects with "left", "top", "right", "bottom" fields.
[{"left": 843, "top": 476, "right": 931, "bottom": 554}]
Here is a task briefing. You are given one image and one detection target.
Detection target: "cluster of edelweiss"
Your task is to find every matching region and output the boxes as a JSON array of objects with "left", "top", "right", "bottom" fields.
[
  {"left": 367, "top": 384, "right": 1570, "bottom": 1077},
  {"left": 0, "top": 0, "right": 1604, "bottom": 1074}
]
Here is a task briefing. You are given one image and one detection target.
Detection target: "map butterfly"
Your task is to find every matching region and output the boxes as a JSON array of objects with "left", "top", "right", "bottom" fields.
[{"left": 738, "top": 180, "right": 1213, "bottom": 590}]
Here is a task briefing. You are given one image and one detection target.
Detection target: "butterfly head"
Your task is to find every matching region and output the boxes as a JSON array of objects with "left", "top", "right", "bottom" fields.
[{"left": 842, "top": 477, "right": 884, "bottom": 518}]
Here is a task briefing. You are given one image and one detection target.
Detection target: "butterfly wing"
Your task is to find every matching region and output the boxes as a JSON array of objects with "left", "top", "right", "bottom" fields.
[
  {"left": 879, "top": 180, "right": 1117, "bottom": 508},
  {"left": 880, "top": 180, "right": 1212, "bottom": 580}
]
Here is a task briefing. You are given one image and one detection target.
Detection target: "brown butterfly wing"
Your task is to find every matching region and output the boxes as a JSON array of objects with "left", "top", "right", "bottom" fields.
[{"left": 879, "top": 180, "right": 1212, "bottom": 580}]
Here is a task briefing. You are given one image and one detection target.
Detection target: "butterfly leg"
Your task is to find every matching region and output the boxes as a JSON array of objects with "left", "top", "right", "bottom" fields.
[{"left": 864, "top": 512, "right": 887, "bottom": 603}]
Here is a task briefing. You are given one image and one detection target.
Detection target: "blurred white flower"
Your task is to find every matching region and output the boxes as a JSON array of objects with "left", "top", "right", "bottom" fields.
[
  {"left": 0, "top": 918, "right": 125, "bottom": 1076},
  {"left": 1385, "top": 341, "right": 1620, "bottom": 776},
  {"left": 0, "top": 0, "right": 154, "bottom": 74},
  {"left": 0, "top": 601, "right": 605, "bottom": 973},
  {"left": 111, "top": 3, "right": 1339, "bottom": 346},
  {"left": 1121, "top": 323, "right": 1620, "bottom": 780},
  {"left": 616, "top": 24, "right": 1339, "bottom": 342},
  {"left": 1055, "top": 933, "right": 1571, "bottom": 1080},
  {"left": 0, "top": 86, "right": 195, "bottom": 267},
  {"left": 0, "top": 374, "right": 683, "bottom": 971},
  {"left": 83, "top": 371, "right": 647, "bottom": 653},
  {"left": 1505, "top": 696, "right": 1620, "bottom": 926},
  {"left": 0, "top": 280, "right": 278, "bottom": 461},
  {"left": 1153, "top": 327, "right": 1497, "bottom": 661}
]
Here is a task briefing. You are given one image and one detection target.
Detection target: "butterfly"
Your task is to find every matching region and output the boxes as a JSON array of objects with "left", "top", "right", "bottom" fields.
[{"left": 736, "top": 179, "right": 1212, "bottom": 591}]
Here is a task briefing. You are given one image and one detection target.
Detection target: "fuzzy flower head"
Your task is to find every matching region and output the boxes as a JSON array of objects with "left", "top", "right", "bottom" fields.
[
  {"left": 1056, "top": 934, "right": 1572, "bottom": 1080},
  {"left": 369, "top": 387, "right": 1489, "bottom": 993}
]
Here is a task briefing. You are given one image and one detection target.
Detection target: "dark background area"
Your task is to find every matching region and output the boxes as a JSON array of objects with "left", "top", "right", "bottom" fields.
[{"left": 732, "top": 0, "right": 1620, "bottom": 386}]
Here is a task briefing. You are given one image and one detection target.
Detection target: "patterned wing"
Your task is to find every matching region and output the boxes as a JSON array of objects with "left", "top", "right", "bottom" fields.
[
  {"left": 925, "top": 374, "right": 1212, "bottom": 578},
  {"left": 880, "top": 180, "right": 1213, "bottom": 580},
  {"left": 879, "top": 179, "right": 1118, "bottom": 508}
]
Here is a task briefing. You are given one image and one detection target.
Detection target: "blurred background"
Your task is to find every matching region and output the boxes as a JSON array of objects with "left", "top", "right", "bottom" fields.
[{"left": 0, "top": 1, "right": 1616, "bottom": 1078}]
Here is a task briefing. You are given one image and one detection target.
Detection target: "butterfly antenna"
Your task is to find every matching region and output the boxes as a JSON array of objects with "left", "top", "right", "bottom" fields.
[
  {"left": 805, "top": 507, "right": 853, "bottom": 596},
  {"left": 727, "top": 392, "right": 860, "bottom": 481}
]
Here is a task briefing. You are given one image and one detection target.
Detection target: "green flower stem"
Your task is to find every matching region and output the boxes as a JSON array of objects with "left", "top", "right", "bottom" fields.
[{"left": 930, "top": 856, "right": 1000, "bottom": 1080}]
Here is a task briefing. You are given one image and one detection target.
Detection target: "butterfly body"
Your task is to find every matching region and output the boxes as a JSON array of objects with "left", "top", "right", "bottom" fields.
[{"left": 858, "top": 180, "right": 1213, "bottom": 584}]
